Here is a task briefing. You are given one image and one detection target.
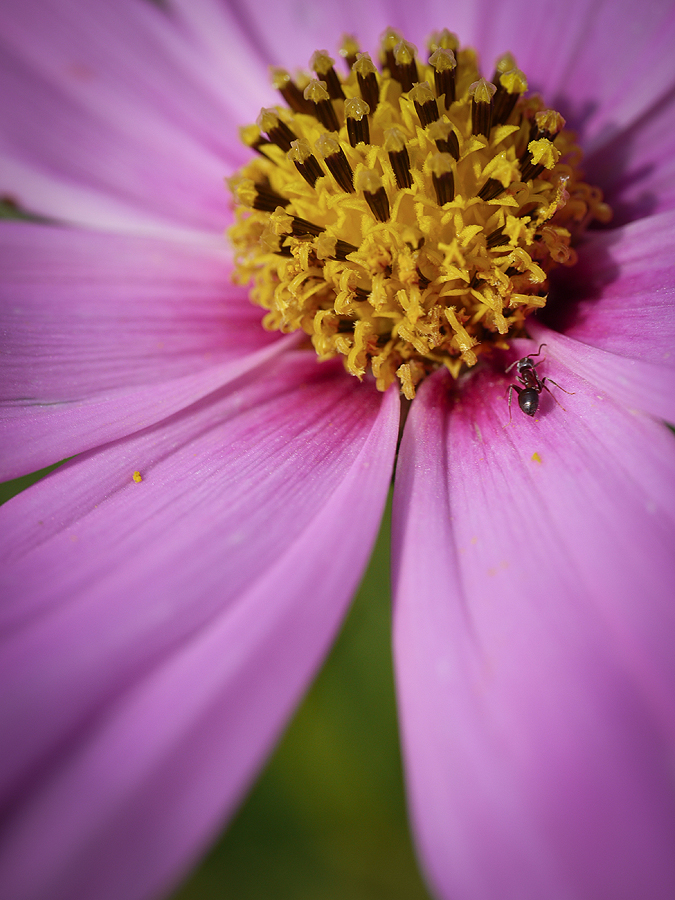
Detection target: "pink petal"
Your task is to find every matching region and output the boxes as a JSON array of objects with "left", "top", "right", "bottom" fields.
[
  {"left": 170, "top": 0, "right": 286, "bottom": 106},
  {"left": 547, "top": 210, "right": 675, "bottom": 367},
  {"left": 0, "top": 354, "right": 399, "bottom": 900},
  {"left": 0, "top": 0, "right": 248, "bottom": 231},
  {"left": 585, "top": 92, "right": 675, "bottom": 223},
  {"left": 206, "top": 0, "right": 395, "bottom": 71},
  {"left": 1, "top": 223, "right": 263, "bottom": 395},
  {"left": 392, "top": 365, "right": 675, "bottom": 900},
  {"left": 528, "top": 324, "right": 675, "bottom": 426},
  {"left": 0, "top": 222, "right": 284, "bottom": 478}
]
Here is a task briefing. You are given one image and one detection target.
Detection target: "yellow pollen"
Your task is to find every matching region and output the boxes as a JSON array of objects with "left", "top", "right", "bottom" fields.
[
  {"left": 270, "top": 68, "right": 292, "bottom": 91},
  {"left": 428, "top": 29, "right": 459, "bottom": 54},
  {"left": 228, "top": 29, "right": 612, "bottom": 398},
  {"left": 345, "top": 97, "right": 369, "bottom": 120},
  {"left": 429, "top": 48, "right": 457, "bottom": 73},
  {"left": 470, "top": 77, "right": 496, "bottom": 104},
  {"left": 352, "top": 53, "right": 378, "bottom": 79},
  {"left": 304, "top": 80, "right": 329, "bottom": 103},
  {"left": 339, "top": 34, "right": 360, "bottom": 66},
  {"left": 381, "top": 27, "right": 403, "bottom": 54},
  {"left": 310, "top": 50, "right": 335, "bottom": 77},
  {"left": 494, "top": 52, "right": 517, "bottom": 76},
  {"left": 394, "top": 39, "right": 417, "bottom": 66}
]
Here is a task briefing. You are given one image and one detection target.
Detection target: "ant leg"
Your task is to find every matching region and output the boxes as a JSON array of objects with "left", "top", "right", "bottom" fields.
[
  {"left": 541, "top": 378, "right": 569, "bottom": 411},
  {"left": 504, "top": 344, "right": 547, "bottom": 374},
  {"left": 529, "top": 344, "right": 549, "bottom": 371},
  {"left": 505, "top": 343, "right": 548, "bottom": 374},
  {"left": 545, "top": 377, "right": 575, "bottom": 395},
  {"left": 505, "top": 384, "right": 518, "bottom": 425}
]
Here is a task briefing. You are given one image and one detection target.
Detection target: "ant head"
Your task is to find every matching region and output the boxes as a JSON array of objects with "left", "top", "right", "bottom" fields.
[{"left": 516, "top": 356, "right": 534, "bottom": 372}]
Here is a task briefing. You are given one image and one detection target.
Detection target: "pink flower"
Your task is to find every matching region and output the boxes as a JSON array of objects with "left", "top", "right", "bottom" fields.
[{"left": 1, "top": 1, "right": 675, "bottom": 899}]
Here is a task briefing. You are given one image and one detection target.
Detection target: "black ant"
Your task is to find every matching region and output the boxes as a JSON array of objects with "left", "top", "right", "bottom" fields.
[{"left": 505, "top": 344, "right": 573, "bottom": 422}]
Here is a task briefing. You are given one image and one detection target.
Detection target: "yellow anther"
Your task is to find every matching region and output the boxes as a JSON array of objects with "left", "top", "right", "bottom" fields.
[
  {"left": 429, "top": 48, "right": 457, "bottom": 72},
  {"left": 303, "top": 79, "right": 330, "bottom": 103},
  {"left": 427, "top": 119, "right": 455, "bottom": 142},
  {"left": 240, "top": 124, "right": 263, "bottom": 148},
  {"left": 428, "top": 29, "right": 459, "bottom": 53},
  {"left": 380, "top": 27, "right": 403, "bottom": 53},
  {"left": 394, "top": 40, "right": 417, "bottom": 66},
  {"left": 270, "top": 67, "right": 292, "bottom": 90},
  {"left": 288, "top": 138, "right": 313, "bottom": 164},
  {"left": 260, "top": 224, "right": 282, "bottom": 254},
  {"left": 229, "top": 30, "right": 611, "bottom": 398},
  {"left": 314, "top": 233, "right": 338, "bottom": 259},
  {"left": 499, "top": 68, "right": 528, "bottom": 94},
  {"left": 310, "top": 50, "right": 336, "bottom": 76},
  {"left": 535, "top": 109, "right": 566, "bottom": 135},
  {"left": 233, "top": 177, "right": 257, "bottom": 208},
  {"left": 383, "top": 127, "right": 407, "bottom": 153},
  {"left": 256, "top": 107, "right": 281, "bottom": 132},
  {"left": 429, "top": 152, "right": 454, "bottom": 177},
  {"left": 493, "top": 52, "right": 517, "bottom": 76},
  {"left": 528, "top": 138, "right": 561, "bottom": 169},
  {"left": 345, "top": 97, "right": 369, "bottom": 120},
  {"left": 315, "top": 133, "right": 340, "bottom": 158},
  {"left": 355, "top": 168, "right": 383, "bottom": 193},
  {"left": 470, "top": 78, "right": 497, "bottom": 104},
  {"left": 353, "top": 53, "right": 378, "bottom": 78},
  {"left": 339, "top": 34, "right": 360, "bottom": 63},
  {"left": 409, "top": 81, "right": 436, "bottom": 105},
  {"left": 269, "top": 208, "right": 294, "bottom": 234}
]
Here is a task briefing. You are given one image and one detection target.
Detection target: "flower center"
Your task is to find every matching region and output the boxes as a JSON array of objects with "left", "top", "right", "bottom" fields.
[{"left": 228, "top": 28, "right": 611, "bottom": 398}]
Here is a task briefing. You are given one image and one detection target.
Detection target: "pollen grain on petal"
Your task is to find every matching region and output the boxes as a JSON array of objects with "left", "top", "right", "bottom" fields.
[{"left": 229, "top": 29, "right": 611, "bottom": 396}]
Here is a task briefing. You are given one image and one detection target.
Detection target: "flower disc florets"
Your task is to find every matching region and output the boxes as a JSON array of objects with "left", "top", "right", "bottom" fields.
[{"left": 229, "top": 28, "right": 611, "bottom": 398}]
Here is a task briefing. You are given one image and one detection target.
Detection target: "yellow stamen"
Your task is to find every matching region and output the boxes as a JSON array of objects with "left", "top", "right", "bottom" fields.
[{"left": 229, "top": 30, "right": 611, "bottom": 396}]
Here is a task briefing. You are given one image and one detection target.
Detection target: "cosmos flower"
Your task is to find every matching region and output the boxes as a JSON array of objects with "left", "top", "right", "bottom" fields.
[{"left": 1, "top": 1, "right": 675, "bottom": 899}]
